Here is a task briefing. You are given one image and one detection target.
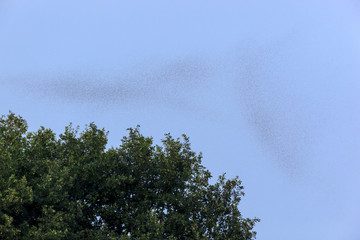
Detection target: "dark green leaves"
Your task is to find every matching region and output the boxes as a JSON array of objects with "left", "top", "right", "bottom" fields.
[{"left": 0, "top": 113, "right": 259, "bottom": 239}]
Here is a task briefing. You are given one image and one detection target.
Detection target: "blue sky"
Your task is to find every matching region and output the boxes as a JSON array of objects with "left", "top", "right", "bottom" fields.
[{"left": 1, "top": 1, "right": 360, "bottom": 239}]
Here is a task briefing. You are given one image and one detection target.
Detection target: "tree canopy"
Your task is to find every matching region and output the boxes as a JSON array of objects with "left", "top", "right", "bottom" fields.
[{"left": 0, "top": 112, "right": 259, "bottom": 239}]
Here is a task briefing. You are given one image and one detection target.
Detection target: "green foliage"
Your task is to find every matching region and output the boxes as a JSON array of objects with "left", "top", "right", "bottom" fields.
[{"left": 0, "top": 112, "right": 259, "bottom": 239}]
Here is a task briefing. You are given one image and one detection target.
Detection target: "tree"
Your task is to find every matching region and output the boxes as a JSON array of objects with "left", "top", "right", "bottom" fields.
[{"left": 0, "top": 112, "right": 259, "bottom": 239}]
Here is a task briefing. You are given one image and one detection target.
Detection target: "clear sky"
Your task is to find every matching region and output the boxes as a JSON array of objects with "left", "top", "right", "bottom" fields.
[{"left": 1, "top": 1, "right": 360, "bottom": 239}]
